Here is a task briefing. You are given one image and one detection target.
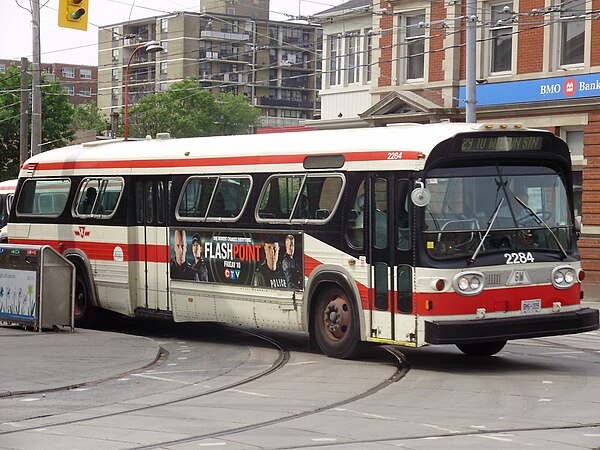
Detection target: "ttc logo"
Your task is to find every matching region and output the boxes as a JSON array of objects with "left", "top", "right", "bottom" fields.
[
  {"left": 564, "top": 78, "right": 576, "bottom": 97},
  {"left": 74, "top": 226, "right": 90, "bottom": 238}
]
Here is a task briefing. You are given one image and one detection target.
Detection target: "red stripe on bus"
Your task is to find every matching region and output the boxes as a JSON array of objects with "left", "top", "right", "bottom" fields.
[
  {"left": 414, "top": 284, "right": 581, "bottom": 316},
  {"left": 9, "top": 239, "right": 169, "bottom": 264},
  {"left": 22, "top": 151, "right": 423, "bottom": 173}
]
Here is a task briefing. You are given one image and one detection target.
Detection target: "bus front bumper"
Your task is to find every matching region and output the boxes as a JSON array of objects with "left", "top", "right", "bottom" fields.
[{"left": 424, "top": 307, "right": 599, "bottom": 345}]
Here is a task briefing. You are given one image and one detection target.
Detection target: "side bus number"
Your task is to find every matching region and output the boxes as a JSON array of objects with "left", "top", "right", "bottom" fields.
[
  {"left": 387, "top": 152, "right": 403, "bottom": 160},
  {"left": 504, "top": 252, "right": 535, "bottom": 264}
]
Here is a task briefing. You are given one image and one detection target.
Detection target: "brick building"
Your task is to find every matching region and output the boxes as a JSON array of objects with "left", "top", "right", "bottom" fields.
[
  {"left": 310, "top": 0, "right": 600, "bottom": 296},
  {"left": 0, "top": 59, "right": 98, "bottom": 107}
]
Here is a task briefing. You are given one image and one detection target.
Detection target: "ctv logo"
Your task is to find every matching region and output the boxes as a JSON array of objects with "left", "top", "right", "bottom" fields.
[{"left": 539, "top": 78, "right": 577, "bottom": 97}]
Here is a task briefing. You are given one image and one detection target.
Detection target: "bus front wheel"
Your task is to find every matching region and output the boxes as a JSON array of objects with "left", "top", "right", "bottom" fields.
[
  {"left": 313, "top": 287, "right": 360, "bottom": 359},
  {"left": 456, "top": 340, "right": 506, "bottom": 357}
]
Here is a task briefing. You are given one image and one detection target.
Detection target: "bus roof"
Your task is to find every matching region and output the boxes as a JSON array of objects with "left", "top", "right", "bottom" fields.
[
  {"left": 0, "top": 179, "right": 18, "bottom": 192},
  {"left": 19, "top": 123, "right": 546, "bottom": 177}
]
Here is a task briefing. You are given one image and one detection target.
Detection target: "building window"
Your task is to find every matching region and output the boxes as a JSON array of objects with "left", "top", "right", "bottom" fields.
[
  {"left": 62, "top": 67, "right": 75, "bottom": 78},
  {"left": 160, "top": 18, "right": 168, "bottom": 33},
  {"left": 559, "top": 0, "right": 585, "bottom": 66},
  {"left": 347, "top": 31, "right": 360, "bottom": 84},
  {"left": 80, "top": 68, "right": 92, "bottom": 79},
  {"left": 365, "top": 29, "right": 373, "bottom": 82},
  {"left": 160, "top": 82, "right": 168, "bottom": 92},
  {"left": 79, "top": 87, "right": 92, "bottom": 97},
  {"left": 404, "top": 13, "right": 426, "bottom": 81},
  {"left": 0, "top": 63, "right": 5, "bottom": 74},
  {"left": 111, "top": 88, "right": 118, "bottom": 101},
  {"left": 112, "top": 68, "right": 119, "bottom": 81},
  {"left": 161, "top": 41, "right": 168, "bottom": 53},
  {"left": 160, "top": 61, "right": 167, "bottom": 75},
  {"left": 488, "top": 2, "right": 513, "bottom": 74},
  {"left": 112, "top": 49, "right": 119, "bottom": 62},
  {"left": 328, "top": 35, "right": 342, "bottom": 86},
  {"left": 112, "top": 27, "right": 119, "bottom": 41},
  {"left": 63, "top": 85, "right": 75, "bottom": 95}
]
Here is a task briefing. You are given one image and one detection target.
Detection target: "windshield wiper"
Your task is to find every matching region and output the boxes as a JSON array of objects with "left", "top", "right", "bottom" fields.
[
  {"left": 470, "top": 197, "right": 504, "bottom": 263},
  {"left": 513, "top": 195, "right": 568, "bottom": 259}
]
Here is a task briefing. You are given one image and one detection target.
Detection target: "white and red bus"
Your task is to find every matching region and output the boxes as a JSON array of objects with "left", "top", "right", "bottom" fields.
[
  {"left": 8, "top": 123, "right": 599, "bottom": 357},
  {"left": 0, "top": 178, "right": 17, "bottom": 243}
]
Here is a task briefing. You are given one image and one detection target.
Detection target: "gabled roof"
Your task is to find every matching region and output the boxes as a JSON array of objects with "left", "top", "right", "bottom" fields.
[
  {"left": 360, "top": 91, "right": 448, "bottom": 125},
  {"left": 314, "top": 0, "right": 372, "bottom": 18}
]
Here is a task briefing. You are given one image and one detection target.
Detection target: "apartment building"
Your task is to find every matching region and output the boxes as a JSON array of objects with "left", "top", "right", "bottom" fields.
[
  {"left": 311, "top": 0, "right": 600, "bottom": 295},
  {"left": 0, "top": 59, "right": 97, "bottom": 107},
  {"left": 97, "top": 3, "right": 321, "bottom": 127}
]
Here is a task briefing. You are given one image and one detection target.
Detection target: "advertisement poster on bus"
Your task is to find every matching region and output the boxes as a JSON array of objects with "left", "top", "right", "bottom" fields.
[{"left": 169, "top": 229, "right": 303, "bottom": 290}]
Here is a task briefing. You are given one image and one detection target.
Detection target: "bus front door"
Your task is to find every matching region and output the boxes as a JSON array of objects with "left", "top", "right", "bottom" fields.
[
  {"left": 369, "top": 176, "right": 414, "bottom": 345},
  {"left": 132, "top": 178, "right": 170, "bottom": 312}
]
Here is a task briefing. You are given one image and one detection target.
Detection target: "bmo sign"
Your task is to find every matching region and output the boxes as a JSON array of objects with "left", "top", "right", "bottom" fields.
[
  {"left": 540, "top": 78, "right": 577, "bottom": 96},
  {"left": 459, "top": 74, "right": 600, "bottom": 107}
]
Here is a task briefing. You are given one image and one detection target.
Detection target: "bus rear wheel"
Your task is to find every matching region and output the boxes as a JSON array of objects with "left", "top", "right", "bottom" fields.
[
  {"left": 74, "top": 270, "right": 98, "bottom": 328},
  {"left": 456, "top": 340, "right": 506, "bottom": 357},
  {"left": 313, "top": 287, "right": 360, "bottom": 359}
]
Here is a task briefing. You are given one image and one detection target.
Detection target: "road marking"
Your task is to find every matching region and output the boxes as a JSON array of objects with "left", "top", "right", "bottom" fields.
[
  {"left": 542, "top": 380, "right": 553, "bottom": 384},
  {"left": 333, "top": 408, "right": 395, "bottom": 420},
  {"left": 421, "top": 423, "right": 461, "bottom": 434},
  {"left": 226, "top": 389, "right": 269, "bottom": 397},
  {"left": 538, "top": 398, "right": 552, "bottom": 402},
  {"left": 477, "top": 434, "right": 515, "bottom": 442},
  {"left": 312, "top": 438, "right": 338, "bottom": 442},
  {"left": 131, "top": 374, "right": 192, "bottom": 384},
  {"left": 197, "top": 443, "right": 227, "bottom": 447},
  {"left": 20, "top": 398, "right": 40, "bottom": 402}
]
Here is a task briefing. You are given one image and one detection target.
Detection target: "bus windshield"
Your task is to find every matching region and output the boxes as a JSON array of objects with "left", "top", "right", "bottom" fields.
[{"left": 423, "top": 165, "right": 572, "bottom": 259}]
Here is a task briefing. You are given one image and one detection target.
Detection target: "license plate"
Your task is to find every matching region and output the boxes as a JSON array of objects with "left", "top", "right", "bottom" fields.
[{"left": 521, "top": 299, "right": 541, "bottom": 314}]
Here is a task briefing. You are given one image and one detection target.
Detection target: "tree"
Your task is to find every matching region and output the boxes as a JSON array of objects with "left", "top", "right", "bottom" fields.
[
  {"left": 72, "top": 102, "right": 108, "bottom": 132},
  {"left": 127, "top": 79, "right": 261, "bottom": 139},
  {"left": 0, "top": 64, "right": 74, "bottom": 181}
]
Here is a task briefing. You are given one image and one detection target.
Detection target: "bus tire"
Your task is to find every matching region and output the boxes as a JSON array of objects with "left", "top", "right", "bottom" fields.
[
  {"left": 312, "top": 286, "right": 361, "bottom": 359},
  {"left": 456, "top": 340, "right": 506, "bottom": 357},
  {"left": 74, "top": 269, "right": 99, "bottom": 329}
]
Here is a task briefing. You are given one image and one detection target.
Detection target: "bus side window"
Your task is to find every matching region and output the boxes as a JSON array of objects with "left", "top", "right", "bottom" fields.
[
  {"left": 374, "top": 178, "right": 388, "bottom": 249},
  {"left": 346, "top": 179, "right": 365, "bottom": 248}
]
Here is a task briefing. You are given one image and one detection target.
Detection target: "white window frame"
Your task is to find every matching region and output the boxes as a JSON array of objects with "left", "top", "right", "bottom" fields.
[
  {"left": 160, "top": 18, "right": 168, "bottom": 33},
  {"left": 364, "top": 28, "right": 373, "bottom": 83},
  {"left": 327, "top": 34, "right": 342, "bottom": 87},
  {"left": 484, "top": 1, "right": 516, "bottom": 76},
  {"left": 347, "top": 31, "right": 361, "bottom": 84},
  {"left": 80, "top": 68, "right": 92, "bottom": 79},
  {"left": 61, "top": 67, "right": 75, "bottom": 79},
  {"left": 79, "top": 87, "right": 92, "bottom": 97},
  {"left": 395, "top": 9, "right": 428, "bottom": 84}
]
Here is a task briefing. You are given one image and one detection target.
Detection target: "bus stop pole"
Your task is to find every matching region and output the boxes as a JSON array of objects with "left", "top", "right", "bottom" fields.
[{"left": 465, "top": 0, "right": 477, "bottom": 124}]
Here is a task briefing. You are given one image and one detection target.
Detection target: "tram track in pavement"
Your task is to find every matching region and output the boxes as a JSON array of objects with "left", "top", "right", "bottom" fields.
[
  {"left": 131, "top": 345, "right": 410, "bottom": 450},
  {"left": 0, "top": 328, "right": 290, "bottom": 436}
]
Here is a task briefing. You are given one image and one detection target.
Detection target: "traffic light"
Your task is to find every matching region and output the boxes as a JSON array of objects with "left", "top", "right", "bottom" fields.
[{"left": 58, "top": 0, "right": 89, "bottom": 31}]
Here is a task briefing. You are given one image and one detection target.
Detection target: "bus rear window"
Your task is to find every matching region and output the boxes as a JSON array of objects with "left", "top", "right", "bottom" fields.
[{"left": 16, "top": 179, "right": 71, "bottom": 217}]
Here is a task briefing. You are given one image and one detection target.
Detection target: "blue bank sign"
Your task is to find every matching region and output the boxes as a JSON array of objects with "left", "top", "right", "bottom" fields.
[{"left": 459, "top": 73, "right": 600, "bottom": 107}]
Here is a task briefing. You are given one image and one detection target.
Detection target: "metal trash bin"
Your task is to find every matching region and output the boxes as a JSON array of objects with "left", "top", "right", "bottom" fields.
[{"left": 0, "top": 244, "right": 74, "bottom": 331}]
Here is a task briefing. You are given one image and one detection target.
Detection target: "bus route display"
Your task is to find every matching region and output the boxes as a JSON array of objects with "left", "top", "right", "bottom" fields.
[{"left": 459, "top": 135, "right": 544, "bottom": 152}]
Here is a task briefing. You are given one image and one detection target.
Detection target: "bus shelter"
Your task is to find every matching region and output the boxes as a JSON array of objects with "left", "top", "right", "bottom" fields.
[{"left": 0, "top": 244, "right": 74, "bottom": 331}]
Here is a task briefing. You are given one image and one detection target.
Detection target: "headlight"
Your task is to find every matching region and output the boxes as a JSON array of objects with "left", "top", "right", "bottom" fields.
[
  {"left": 552, "top": 266, "right": 576, "bottom": 290},
  {"left": 453, "top": 271, "right": 484, "bottom": 296}
]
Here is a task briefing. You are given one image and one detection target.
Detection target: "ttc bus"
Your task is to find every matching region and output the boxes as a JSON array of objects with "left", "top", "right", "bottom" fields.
[
  {"left": 0, "top": 179, "right": 17, "bottom": 243},
  {"left": 7, "top": 123, "right": 599, "bottom": 358}
]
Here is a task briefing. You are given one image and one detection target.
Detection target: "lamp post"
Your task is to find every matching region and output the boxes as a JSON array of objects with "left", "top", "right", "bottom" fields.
[{"left": 124, "top": 40, "right": 163, "bottom": 140}]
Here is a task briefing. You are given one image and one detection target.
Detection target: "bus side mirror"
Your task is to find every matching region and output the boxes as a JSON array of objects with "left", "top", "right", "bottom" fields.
[{"left": 411, "top": 182, "right": 431, "bottom": 207}]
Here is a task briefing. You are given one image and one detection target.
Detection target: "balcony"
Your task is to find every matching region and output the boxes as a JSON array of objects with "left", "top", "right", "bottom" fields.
[{"left": 200, "top": 30, "right": 250, "bottom": 42}]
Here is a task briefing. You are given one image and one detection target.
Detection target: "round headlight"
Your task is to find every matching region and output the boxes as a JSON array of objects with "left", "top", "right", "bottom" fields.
[
  {"left": 458, "top": 277, "right": 469, "bottom": 291},
  {"left": 554, "top": 272, "right": 564, "bottom": 284},
  {"left": 564, "top": 271, "right": 575, "bottom": 284},
  {"left": 469, "top": 277, "right": 481, "bottom": 290}
]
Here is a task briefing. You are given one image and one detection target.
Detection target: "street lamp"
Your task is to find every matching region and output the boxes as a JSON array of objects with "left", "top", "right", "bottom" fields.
[{"left": 124, "top": 40, "right": 164, "bottom": 141}]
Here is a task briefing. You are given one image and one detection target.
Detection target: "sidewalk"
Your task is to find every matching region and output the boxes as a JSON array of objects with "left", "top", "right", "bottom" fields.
[{"left": 0, "top": 325, "right": 160, "bottom": 397}]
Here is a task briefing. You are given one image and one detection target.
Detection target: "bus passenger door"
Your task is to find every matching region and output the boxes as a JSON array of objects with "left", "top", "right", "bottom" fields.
[
  {"left": 369, "top": 176, "right": 414, "bottom": 344},
  {"left": 133, "top": 178, "right": 170, "bottom": 312}
]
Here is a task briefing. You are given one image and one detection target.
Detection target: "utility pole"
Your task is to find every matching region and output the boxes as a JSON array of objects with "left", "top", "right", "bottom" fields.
[
  {"left": 20, "top": 57, "right": 29, "bottom": 164},
  {"left": 31, "top": 0, "right": 42, "bottom": 156},
  {"left": 465, "top": 0, "right": 477, "bottom": 123}
]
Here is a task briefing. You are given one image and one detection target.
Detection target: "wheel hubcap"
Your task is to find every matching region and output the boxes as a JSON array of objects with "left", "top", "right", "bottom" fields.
[{"left": 323, "top": 295, "right": 350, "bottom": 340}]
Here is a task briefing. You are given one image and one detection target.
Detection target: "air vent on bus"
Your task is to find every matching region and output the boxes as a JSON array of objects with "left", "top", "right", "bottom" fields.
[{"left": 304, "top": 154, "right": 345, "bottom": 170}]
